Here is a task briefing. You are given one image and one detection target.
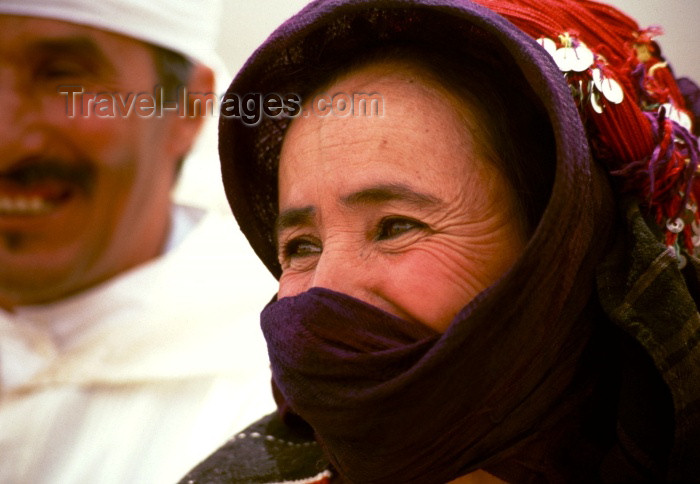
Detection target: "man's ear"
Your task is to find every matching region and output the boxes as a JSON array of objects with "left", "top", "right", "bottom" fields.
[{"left": 168, "top": 63, "right": 216, "bottom": 159}]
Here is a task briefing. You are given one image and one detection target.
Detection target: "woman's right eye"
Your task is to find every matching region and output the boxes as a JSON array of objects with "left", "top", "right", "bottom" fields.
[
  {"left": 376, "top": 216, "right": 427, "bottom": 241},
  {"left": 281, "top": 238, "right": 322, "bottom": 260}
]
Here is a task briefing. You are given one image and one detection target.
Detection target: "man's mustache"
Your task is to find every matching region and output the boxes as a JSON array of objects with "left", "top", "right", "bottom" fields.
[{"left": 0, "top": 158, "right": 97, "bottom": 195}]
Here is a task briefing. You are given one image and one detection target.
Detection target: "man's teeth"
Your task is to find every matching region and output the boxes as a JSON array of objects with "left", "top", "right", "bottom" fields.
[{"left": 0, "top": 196, "right": 54, "bottom": 215}]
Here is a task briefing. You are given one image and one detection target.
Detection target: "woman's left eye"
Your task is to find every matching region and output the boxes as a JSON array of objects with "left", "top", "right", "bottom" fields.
[{"left": 376, "top": 217, "right": 427, "bottom": 240}]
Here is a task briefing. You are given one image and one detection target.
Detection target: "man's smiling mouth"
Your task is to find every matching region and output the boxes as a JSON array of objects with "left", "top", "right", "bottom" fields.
[{"left": 0, "top": 158, "right": 96, "bottom": 217}]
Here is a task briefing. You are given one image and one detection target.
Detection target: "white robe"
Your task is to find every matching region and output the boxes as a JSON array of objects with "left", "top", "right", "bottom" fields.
[{"left": 0, "top": 205, "right": 279, "bottom": 484}]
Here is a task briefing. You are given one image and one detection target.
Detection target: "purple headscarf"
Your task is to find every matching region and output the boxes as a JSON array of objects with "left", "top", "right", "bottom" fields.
[{"left": 217, "top": 0, "right": 699, "bottom": 481}]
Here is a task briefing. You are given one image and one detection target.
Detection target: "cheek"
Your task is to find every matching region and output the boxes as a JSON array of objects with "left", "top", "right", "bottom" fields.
[
  {"left": 82, "top": 117, "right": 170, "bottom": 195},
  {"left": 278, "top": 271, "right": 313, "bottom": 299},
  {"left": 76, "top": 118, "right": 136, "bottom": 152},
  {"left": 378, "top": 246, "right": 481, "bottom": 331}
]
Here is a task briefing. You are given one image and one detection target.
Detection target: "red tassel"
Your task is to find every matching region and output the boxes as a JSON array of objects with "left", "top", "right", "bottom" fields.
[
  {"left": 588, "top": 96, "right": 655, "bottom": 165},
  {"left": 473, "top": 0, "right": 700, "bottom": 262}
]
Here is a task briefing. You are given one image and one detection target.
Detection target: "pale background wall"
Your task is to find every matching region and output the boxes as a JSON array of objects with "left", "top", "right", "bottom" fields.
[
  {"left": 216, "top": 1, "right": 311, "bottom": 76},
  {"left": 605, "top": 0, "right": 699, "bottom": 81},
  {"left": 175, "top": 1, "right": 310, "bottom": 210}
]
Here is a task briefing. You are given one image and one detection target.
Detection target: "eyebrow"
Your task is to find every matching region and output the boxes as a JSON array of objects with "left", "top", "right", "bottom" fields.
[
  {"left": 276, "top": 206, "right": 316, "bottom": 233},
  {"left": 341, "top": 183, "right": 443, "bottom": 208},
  {"left": 275, "top": 183, "right": 443, "bottom": 234},
  {"left": 27, "top": 36, "right": 113, "bottom": 72}
]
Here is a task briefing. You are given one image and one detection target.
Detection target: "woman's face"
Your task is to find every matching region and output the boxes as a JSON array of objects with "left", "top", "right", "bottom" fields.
[{"left": 277, "top": 61, "right": 527, "bottom": 332}]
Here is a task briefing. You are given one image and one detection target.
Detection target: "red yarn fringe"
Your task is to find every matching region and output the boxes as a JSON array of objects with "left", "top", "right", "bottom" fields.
[{"left": 474, "top": 0, "right": 700, "bottom": 263}]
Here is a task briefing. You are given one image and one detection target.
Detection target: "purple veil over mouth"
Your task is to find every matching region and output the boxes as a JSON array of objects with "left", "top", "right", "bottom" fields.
[
  {"left": 216, "top": 0, "right": 700, "bottom": 482},
  {"left": 261, "top": 283, "right": 612, "bottom": 482}
]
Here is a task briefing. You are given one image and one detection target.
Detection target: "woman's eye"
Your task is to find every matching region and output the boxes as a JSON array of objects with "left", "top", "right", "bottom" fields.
[
  {"left": 376, "top": 217, "right": 426, "bottom": 240},
  {"left": 281, "top": 238, "right": 322, "bottom": 259}
]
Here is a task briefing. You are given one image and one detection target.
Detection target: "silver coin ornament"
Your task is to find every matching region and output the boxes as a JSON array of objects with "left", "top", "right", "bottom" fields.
[
  {"left": 591, "top": 68, "right": 624, "bottom": 104},
  {"left": 661, "top": 103, "right": 693, "bottom": 132},
  {"left": 667, "top": 218, "right": 685, "bottom": 234}
]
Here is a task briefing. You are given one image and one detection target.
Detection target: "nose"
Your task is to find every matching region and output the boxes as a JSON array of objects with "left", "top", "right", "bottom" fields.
[
  {"left": 308, "top": 242, "right": 375, "bottom": 303},
  {"left": 0, "top": 68, "right": 53, "bottom": 163},
  {"left": 0, "top": 67, "right": 24, "bottom": 143}
]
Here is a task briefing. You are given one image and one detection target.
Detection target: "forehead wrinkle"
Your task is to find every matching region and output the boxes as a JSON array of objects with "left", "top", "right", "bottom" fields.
[{"left": 341, "top": 183, "right": 444, "bottom": 209}]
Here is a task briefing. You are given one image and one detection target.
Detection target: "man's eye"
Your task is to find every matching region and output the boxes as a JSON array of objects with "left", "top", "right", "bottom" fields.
[
  {"left": 281, "top": 238, "right": 322, "bottom": 259},
  {"left": 376, "top": 217, "right": 426, "bottom": 240},
  {"left": 36, "top": 61, "right": 90, "bottom": 81}
]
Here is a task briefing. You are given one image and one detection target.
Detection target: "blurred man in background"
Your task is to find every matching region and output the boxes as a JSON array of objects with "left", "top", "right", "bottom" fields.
[{"left": 0, "top": 1, "right": 277, "bottom": 482}]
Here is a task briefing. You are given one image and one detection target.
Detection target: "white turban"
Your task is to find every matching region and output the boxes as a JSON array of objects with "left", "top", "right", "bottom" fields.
[{"left": 0, "top": 0, "right": 222, "bottom": 68}]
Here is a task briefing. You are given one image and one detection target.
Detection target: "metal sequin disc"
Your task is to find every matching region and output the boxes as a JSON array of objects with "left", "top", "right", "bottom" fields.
[
  {"left": 591, "top": 68, "right": 624, "bottom": 104},
  {"left": 537, "top": 37, "right": 557, "bottom": 56},
  {"left": 554, "top": 43, "right": 594, "bottom": 72},
  {"left": 590, "top": 91, "right": 603, "bottom": 114},
  {"left": 678, "top": 252, "right": 688, "bottom": 269},
  {"left": 667, "top": 218, "right": 685, "bottom": 234},
  {"left": 661, "top": 103, "right": 693, "bottom": 132}
]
